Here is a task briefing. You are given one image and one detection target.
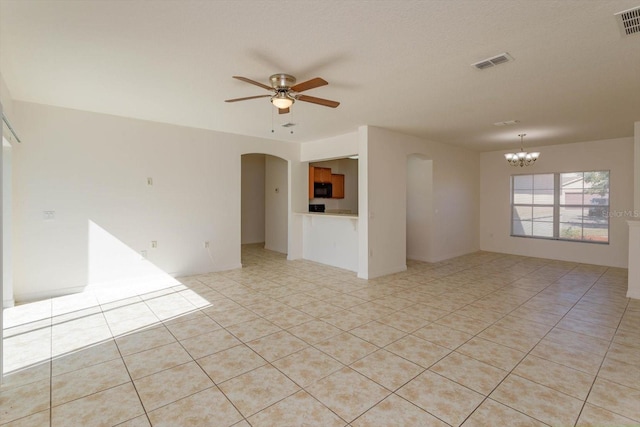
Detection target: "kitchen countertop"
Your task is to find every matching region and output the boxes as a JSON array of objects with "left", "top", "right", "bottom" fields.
[{"left": 296, "top": 212, "right": 359, "bottom": 218}]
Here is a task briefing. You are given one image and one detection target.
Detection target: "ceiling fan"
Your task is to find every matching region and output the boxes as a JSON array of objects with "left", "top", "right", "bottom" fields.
[{"left": 225, "top": 74, "right": 340, "bottom": 114}]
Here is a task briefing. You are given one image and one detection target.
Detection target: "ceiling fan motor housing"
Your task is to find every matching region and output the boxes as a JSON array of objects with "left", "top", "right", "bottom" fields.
[{"left": 270, "top": 74, "right": 296, "bottom": 89}]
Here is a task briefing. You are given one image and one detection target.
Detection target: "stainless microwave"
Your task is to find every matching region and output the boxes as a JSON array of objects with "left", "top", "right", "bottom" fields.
[{"left": 314, "top": 182, "right": 332, "bottom": 198}]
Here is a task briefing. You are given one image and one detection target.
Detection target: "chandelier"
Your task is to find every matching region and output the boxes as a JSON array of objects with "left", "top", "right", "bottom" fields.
[{"left": 504, "top": 134, "right": 540, "bottom": 167}]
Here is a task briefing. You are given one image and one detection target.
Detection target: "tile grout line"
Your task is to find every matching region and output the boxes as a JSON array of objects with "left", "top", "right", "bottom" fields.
[
  {"left": 431, "top": 260, "right": 603, "bottom": 427},
  {"left": 4, "top": 249, "right": 636, "bottom": 426},
  {"left": 572, "top": 282, "right": 636, "bottom": 426},
  {"left": 100, "top": 291, "right": 159, "bottom": 427}
]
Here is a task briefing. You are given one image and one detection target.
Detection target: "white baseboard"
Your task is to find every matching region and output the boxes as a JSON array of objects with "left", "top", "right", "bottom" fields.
[
  {"left": 14, "top": 285, "right": 87, "bottom": 304},
  {"left": 364, "top": 264, "right": 408, "bottom": 280},
  {"left": 12, "top": 263, "right": 245, "bottom": 304},
  {"left": 263, "top": 244, "right": 287, "bottom": 255},
  {"left": 627, "top": 288, "right": 640, "bottom": 300},
  {"left": 213, "top": 263, "right": 243, "bottom": 272},
  {"left": 426, "top": 248, "right": 480, "bottom": 263}
]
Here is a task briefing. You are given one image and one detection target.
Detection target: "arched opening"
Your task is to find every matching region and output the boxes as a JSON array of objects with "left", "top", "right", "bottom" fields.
[
  {"left": 241, "top": 154, "right": 289, "bottom": 260},
  {"left": 406, "top": 154, "right": 433, "bottom": 262}
]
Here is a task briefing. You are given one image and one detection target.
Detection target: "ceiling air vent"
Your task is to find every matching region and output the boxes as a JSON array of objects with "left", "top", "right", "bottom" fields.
[
  {"left": 494, "top": 120, "right": 520, "bottom": 127},
  {"left": 615, "top": 6, "right": 640, "bottom": 36},
  {"left": 472, "top": 53, "right": 514, "bottom": 70}
]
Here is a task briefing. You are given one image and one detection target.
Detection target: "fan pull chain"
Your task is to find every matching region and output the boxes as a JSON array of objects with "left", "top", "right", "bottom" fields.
[
  {"left": 271, "top": 106, "right": 274, "bottom": 133},
  {"left": 290, "top": 109, "right": 294, "bottom": 134}
]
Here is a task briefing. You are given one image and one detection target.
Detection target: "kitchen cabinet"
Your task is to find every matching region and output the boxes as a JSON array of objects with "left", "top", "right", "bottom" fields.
[
  {"left": 309, "top": 166, "right": 315, "bottom": 199},
  {"left": 309, "top": 165, "right": 344, "bottom": 199},
  {"left": 314, "top": 167, "right": 332, "bottom": 184},
  {"left": 331, "top": 174, "right": 345, "bottom": 199}
]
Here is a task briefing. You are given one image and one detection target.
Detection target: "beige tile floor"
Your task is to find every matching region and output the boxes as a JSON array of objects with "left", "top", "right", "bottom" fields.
[{"left": 2, "top": 245, "right": 640, "bottom": 426}]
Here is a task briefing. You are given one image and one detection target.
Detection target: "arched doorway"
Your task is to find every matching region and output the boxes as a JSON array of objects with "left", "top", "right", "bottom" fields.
[{"left": 241, "top": 154, "right": 288, "bottom": 257}]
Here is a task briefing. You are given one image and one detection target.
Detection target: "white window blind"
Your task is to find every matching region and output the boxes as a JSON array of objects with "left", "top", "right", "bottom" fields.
[{"left": 511, "top": 171, "right": 609, "bottom": 244}]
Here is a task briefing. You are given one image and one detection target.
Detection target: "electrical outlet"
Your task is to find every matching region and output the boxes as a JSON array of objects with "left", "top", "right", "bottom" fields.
[
  {"left": 151, "top": 241, "right": 157, "bottom": 248},
  {"left": 147, "top": 177, "right": 153, "bottom": 186},
  {"left": 43, "top": 211, "right": 56, "bottom": 221},
  {"left": 204, "top": 241, "right": 210, "bottom": 249},
  {"left": 140, "top": 250, "right": 148, "bottom": 259}
]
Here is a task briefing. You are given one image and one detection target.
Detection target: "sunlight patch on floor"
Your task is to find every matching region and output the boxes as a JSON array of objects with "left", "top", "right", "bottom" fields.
[{"left": 2, "top": 221, "right": 212, "bottom": 375}]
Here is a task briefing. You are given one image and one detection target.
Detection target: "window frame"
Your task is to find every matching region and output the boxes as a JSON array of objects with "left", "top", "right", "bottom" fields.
[{"left": 510, "top": 170, "right": 610, "bottom": 245}]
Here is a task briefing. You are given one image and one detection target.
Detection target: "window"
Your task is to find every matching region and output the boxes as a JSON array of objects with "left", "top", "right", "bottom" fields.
[{"left": 511, "top": 171, "right": 609, "bottom": 243}]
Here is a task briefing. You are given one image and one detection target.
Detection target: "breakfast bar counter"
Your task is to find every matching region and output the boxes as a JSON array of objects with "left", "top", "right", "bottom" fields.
[{"left": 295, "top": 212, "right": 359, "bottom": 272}]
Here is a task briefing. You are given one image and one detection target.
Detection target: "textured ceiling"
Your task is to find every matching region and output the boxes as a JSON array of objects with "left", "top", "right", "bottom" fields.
[{"left": 1, "top": 0, "right": 639, "bottom": 151}]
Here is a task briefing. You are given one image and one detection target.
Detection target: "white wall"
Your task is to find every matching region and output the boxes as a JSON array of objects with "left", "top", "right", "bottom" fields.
[
  {"left": 12, "top": 101, "right": 301, "bottom": 301},
  {"left": 362, "top": 126, "right": 480, "bottom": 278},
  {"left": 302, "top": 215, "right": 358, "bottom": 272},
  {"left": 287, "top": 159, "right": 307, "bottom": 261},
  {"left": 300, "top": 132, "right": 358, "bottom": 162},
  {"left": 357, "top": 127, "right": 370, "bottom": 277},
  {"left": 365, "top": 127, "right": 409, "bottom": 277},
  {"left": 241, "top": 154, "right": 265, "bottom": 244},
  {"left": 629, "top": 221, "right": 640, "bottom": 299},
  {"left": 1, "top": 74, "right": 14, "bottom": 306},
  {"left": 406, "top": 155, "right": 433, "bottom": 262},
  {"left": 3, "top": 142, "right": 13, "bottom": 307},
  {"left": 627, "top": 121, "right": 640, "bottom": 299},
  {"left": 0, "top": 94, "right": 4, "bottom": 379},
  {"left": 630, "top": 123, "right": 640, "bottom": 298},
  {"left": 264, "top": 155, "right": 288, "bottom": 254},
  {"left": 480, "top": 137, "right": 634, "bottom": 268},
  {"left": 0, "top": 71, "right": 13, "bottom": 379},
  {"left": 635, "top": 122, "right": 640, "bottom": 213},
  {"left": 0, "top": 72, "right": 14, "bottom": 122}
]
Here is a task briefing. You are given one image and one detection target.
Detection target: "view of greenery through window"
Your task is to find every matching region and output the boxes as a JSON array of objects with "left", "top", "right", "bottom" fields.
[{"left": 511, "top": 171, "right": 609, "bottom": 243}]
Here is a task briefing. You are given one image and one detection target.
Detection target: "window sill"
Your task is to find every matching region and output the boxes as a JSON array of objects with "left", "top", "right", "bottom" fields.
[{"left": 510, "top": 234, "right": 609, "bottom": 245}]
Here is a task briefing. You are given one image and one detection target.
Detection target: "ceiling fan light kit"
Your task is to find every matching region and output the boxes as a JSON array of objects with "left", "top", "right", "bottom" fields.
[
  {"left": 271, "top": 91, "right": 295, "bottom": 109},
  {"left": 505, "top": 134, "right": 540, "bottom": 167},
  {"left": 225, "top": 73, "right": 340, "bottom": 114}
]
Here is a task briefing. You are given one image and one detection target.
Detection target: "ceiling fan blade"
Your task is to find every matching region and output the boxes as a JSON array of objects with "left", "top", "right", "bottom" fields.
[
  {"left": 225, "top": 94, "right": 271, "bottom": 103},
  {"left": 297, "top": 94, "right": 340, "bottom": 108},
  {"left": 278, "top": 107, "right": 290, "bottom": 114},
  {"left": 291, "top": 77, "right": 328, "bottom": 93},
  {"left": 232, "top": 76, "right": 273, "bottom": 91}
]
